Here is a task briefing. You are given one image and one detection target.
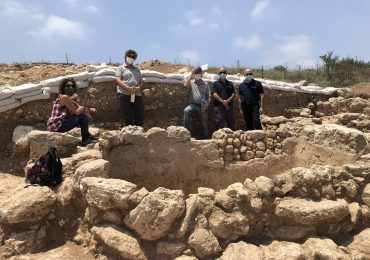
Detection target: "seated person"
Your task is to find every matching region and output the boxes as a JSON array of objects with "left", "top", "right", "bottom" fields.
[{"left": 47, "top": 78, "right": 97, "bottom": 146}]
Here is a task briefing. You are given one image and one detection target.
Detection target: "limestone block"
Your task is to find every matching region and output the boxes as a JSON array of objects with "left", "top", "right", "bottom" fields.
[
  {"left": 0, "top": 184, "right": 56, "bottom": 224},
  {"left": 124, "top": 187, "right": 185, "bottom": 240},
  {"left": 74, "top": 159, "right": 109, "bottom": 182},
  {"left": 156, "top": 241, "right": 186, "bottom": 259},
  {"left": 188, "top": 227, "right": 221, "bottom": 259},
  {"left": 166, "top": 126, "right": 191, "bottom": 143},
  {"left": 208, "top": 208, "right": 249, "bottom": 240},
  {"left": 303, "top": 237, "right": 349, "bottom": 259},
  {"left": 219, "top": 241, "right": 263, "bottom": 260},
  {"left": 91, "top": 224, "right": 147, "bottom": 260},
  {"left": 261, "top": 241, "right": 305, "bottom": 260},
  {"left": 28, "top": 130, "right": 79, "bottom": 159},
  {"left": 275, "top": 198, "right": 349, "bottom": 225},
  {"left": 346, "top": 228, "right": 370, "bottom": 259},
  {"left": 363, "top": 183, "right": 370, "bottom": 206},
  {"left": 80, "top": 177, "right": 137, "bottom": 211},
  {"left": 255, "top": 176, "right": 274, "bottom": 197}
]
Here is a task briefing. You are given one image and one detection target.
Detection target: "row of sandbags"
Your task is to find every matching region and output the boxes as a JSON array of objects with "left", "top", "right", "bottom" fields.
[{"left": 0, "top": 64, "right": 337, "bottom": 113}]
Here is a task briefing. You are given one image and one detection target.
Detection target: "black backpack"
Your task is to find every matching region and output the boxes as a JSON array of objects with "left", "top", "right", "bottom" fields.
[{"left": 26, "top": 147, "right": 63, "bottom": 187}]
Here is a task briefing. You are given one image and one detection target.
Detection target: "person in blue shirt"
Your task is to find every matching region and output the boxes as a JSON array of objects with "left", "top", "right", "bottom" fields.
[
  {"left": 183, "top": 67, "right": 211, "bottom": 139},
  {"left": 238, "top": 68, "right": 265, "bottom": 130}
]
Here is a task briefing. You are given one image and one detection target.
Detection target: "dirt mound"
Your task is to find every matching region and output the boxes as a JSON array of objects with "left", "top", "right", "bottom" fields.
[
  {"left": 137, "top": 59, "right": 189, "bottom": 73},
  {"left": 0, "top": 63, "right": 86, "bottom": 87}
]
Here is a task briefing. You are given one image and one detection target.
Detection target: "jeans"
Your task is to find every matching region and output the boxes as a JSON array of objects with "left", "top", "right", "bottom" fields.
[
  {"left": 58, "top": 114, "right": 90, "bottom": 141},
  {"left": 119, "top": 94, "right": 144, "bottom": 127},
  {"left": 214, "top": 104, "right": 235, "bottom": 130},
  {"left": 183, "top": 103, "right": 208, "bottom": 139},
  {"left": 242, "top": 103, "right": 262, "bottom": 130}
]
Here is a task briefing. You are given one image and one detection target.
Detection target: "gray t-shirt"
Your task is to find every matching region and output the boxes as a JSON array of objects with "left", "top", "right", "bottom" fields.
[
  {"left": 188, "top": 80, "right": 210, "bottom": 104},
  {"left": 116, "top": 65, "right": 143, "bottom": 96}
]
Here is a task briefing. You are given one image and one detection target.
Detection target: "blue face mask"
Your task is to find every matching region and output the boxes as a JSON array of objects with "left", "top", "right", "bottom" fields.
[
  {"left": 219, "top": 73, "right": 227, "bottom": 80},
  {"left": 65, "top": 86, "right": 75, "bottom": 96},
  {"left": 244, "top": 75, "right": 253, "bottom": 82}
]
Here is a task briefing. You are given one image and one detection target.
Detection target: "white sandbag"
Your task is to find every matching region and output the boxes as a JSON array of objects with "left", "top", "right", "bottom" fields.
[
  {"left": 12, "top": 83, "right": 41, "bottom": 95},
  {"left": 202, "top": 73, "right": 214, "bottom": 80},
  {"left": 93, "top": 68, "right": 116, "bottom": 77},
  {"left": 143, "top": 77, "right": 163, "bottom": 83},
  {"left": 226, "top": 75, "right": 241, "bottom": 81},
  {"left": 76, "top": 80, "right": 90, "bottom": 89},
  {"left": 86, "top": 63, "right": 107, "bottom": 72},
  {"left": 0, "top": 98, "right": 17, "bottom": 106},
  {"left": 0, "top": 100, "right": 21, "bottom": 113},
  {"left": 0, "top": 87, "right": 14, "bottom": 100},
  {"left": 91, "top": 75, "right": 116, "bottom": 84},
  {"left": 13, "top": 89, "right": 43, "bottom": 99},
  {"left": 162, "top": 78, "right": 183, "bottom": 84},
  {"left": 230, "top": 80, "right": 243, "bottom": 86},
  {"left": 68, "top": 71, "right": 93, "bottom": 81},
  {"left": 40, "top": 76, "right": 65, "bottom": 88},
  {"left": 43, "top": 85, "right": 60, "bottom": 94},
  {"left": 21, "top": 92, "right": 50, "bottom": 105},
  {"left": 165, "top": 73, "right": 184, "bottom": 80},
  {"left": 141, "top": 70, "right": 166, "bottom": 79},
  {"left": 320, "top": 87, "right": 337, "bottom": 95}
]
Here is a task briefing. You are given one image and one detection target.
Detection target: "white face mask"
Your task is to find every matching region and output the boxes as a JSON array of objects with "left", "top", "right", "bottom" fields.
[
  {"left": 194, "top": 74, "right": 202, "bottom": 80},
  {"left": 126, "top": 57, "right": 135, "bottom": 65}
]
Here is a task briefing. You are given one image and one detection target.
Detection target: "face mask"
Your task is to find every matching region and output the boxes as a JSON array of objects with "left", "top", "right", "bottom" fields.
[
  {"left": 219, "top": 73, "right": 227, "bottom": 80},
  {"left": 194, "top": 74, "right": 202, "bottom": 80},
  {"left": 65, "top": 86, "right": 75, "bottom": 96},
  {"left": 126, "top": 57, "right": 135, "bottom": 65},
  {"left": 245, "top": 75, "right": 253, "bottom": 82}
]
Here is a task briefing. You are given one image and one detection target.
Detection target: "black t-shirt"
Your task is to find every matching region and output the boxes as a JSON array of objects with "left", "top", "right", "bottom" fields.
[
  {"left": 212, "top": 79, "right": 235, "bottom": 106},
  {"left": 238, "top": 79, "right": 264, "bottom": 105}
]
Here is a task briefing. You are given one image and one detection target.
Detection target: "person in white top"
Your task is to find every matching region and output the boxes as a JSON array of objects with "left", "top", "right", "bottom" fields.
[{"left": 115, "top": 49, "right": 144, "bottom": 126}]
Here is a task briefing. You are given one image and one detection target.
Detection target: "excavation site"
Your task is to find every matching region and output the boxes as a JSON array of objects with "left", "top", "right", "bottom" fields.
[{"left": 0, "top": 62, "right": 369, "bottom": 259}]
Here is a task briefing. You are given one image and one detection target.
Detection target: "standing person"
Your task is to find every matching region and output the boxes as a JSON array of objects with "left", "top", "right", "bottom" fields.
[
  {"left": 212, "top": 67, "right": 235, "bottom": 130},
  {"left": 238, "top": 68, "right": 265, "bottom": 130},
  {"left": 183, "top": 67, "right": 211, "bottom": 139},
  {"left": 47, "top": 78, "right": 97, "bottom": 146},
  {"left": 115, "top": 49, "right": 144, "bottom": 126}
]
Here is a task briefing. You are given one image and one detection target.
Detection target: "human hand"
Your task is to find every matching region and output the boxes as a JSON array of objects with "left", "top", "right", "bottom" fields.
[
  {"left": 201, "top": 103, "right": 209, "bottom": 111},
  {"left": 128, "top": 87, "right": 137, "bottom": 94},
  {"left": 76, "top": 106, "right": 85, "bottom": 114}
]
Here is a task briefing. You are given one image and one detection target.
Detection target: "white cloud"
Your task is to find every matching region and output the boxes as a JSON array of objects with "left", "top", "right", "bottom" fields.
[
  {"left": 29, "top": 15, "right": 84, "bottom": 39},
  {"left": 251, "top": 0, "right": 269, "bottom": 18},
  {"left": 211, "top": 6, "right": 223, "bottom": 16},
  {"left": 185, "top": 11, "right": 204, "bottom": 27},
  {"left": 63, "top": 0, "right": 79, "bottom": 8},
  {"left": 0, "top": 0, "right": 44, "bottom": 20},
  {"left": 86, "top": 5, "right": 99, "bottom": 14},
  {"left": 232, "top": 34, "right": 263, "bottom": 49},
  {"left": 264, "top": 35, "right": 314, "bottom": 66},
  {"left": 171, "top": 23, "right": 185, "bottom": 32},
  {"left": 181, "top": 50, "right": 200, "bottom": 63}
]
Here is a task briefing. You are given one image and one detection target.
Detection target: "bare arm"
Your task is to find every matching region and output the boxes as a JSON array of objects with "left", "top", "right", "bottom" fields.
[
  {"left": 184, "top": 72, "right": 193, "bottom": 89},
  {"left": 60, "top": 95, "right": 84, "bottom": 115},
  {"left": 259, "top": 93, "right": 265, "bottom": 113},
  {"left": 116, "top": 76, "right": 136, "bottom": 94}
]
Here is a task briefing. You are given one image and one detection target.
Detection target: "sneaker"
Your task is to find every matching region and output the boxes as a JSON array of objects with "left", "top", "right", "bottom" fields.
[
  {"left": 80, "top": 138, "right": 98, "bottom": 147},
  {"left": 89, "top": 135, "right": 99, "bottom": 141}
]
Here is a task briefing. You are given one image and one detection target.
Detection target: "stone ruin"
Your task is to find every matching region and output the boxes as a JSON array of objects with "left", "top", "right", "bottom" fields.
[{"left": 0, "top": 65, "right": 370, "bottom": 259}]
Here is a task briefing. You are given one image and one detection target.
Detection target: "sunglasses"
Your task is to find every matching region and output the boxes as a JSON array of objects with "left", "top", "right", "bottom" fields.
[
  {"left": 218, "top": 72, "right": 227, "bottom": 75},
  {"left": 66, "top": 84, "right": 74, "bottom": 87},
  {"left": 127, "top": 55, "right": 136, "bottom": 59},
  {"left": 245, "top": 73, "right": 253, "bottom": 76}
]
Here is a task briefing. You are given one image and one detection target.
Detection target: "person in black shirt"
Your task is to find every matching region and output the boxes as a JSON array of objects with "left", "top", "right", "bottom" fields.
[
  {"left": 238, "top": 68, "right": 265, "bottom": 130},
  {"left": 212, "top": 67, "right": 236, "bottom": 130}
]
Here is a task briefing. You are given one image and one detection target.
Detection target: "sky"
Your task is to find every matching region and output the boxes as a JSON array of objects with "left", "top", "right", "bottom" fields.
[{"left": 1, "top": 0, "right": 370, "bottom": 68}]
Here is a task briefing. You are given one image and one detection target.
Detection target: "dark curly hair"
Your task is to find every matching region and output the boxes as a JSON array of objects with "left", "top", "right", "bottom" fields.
[
  {"left": 124, "top": 49, "right": 138, "bottom": 60},
  {"left": 59, "top": 78, "right": 77, "bottom": 94}
]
